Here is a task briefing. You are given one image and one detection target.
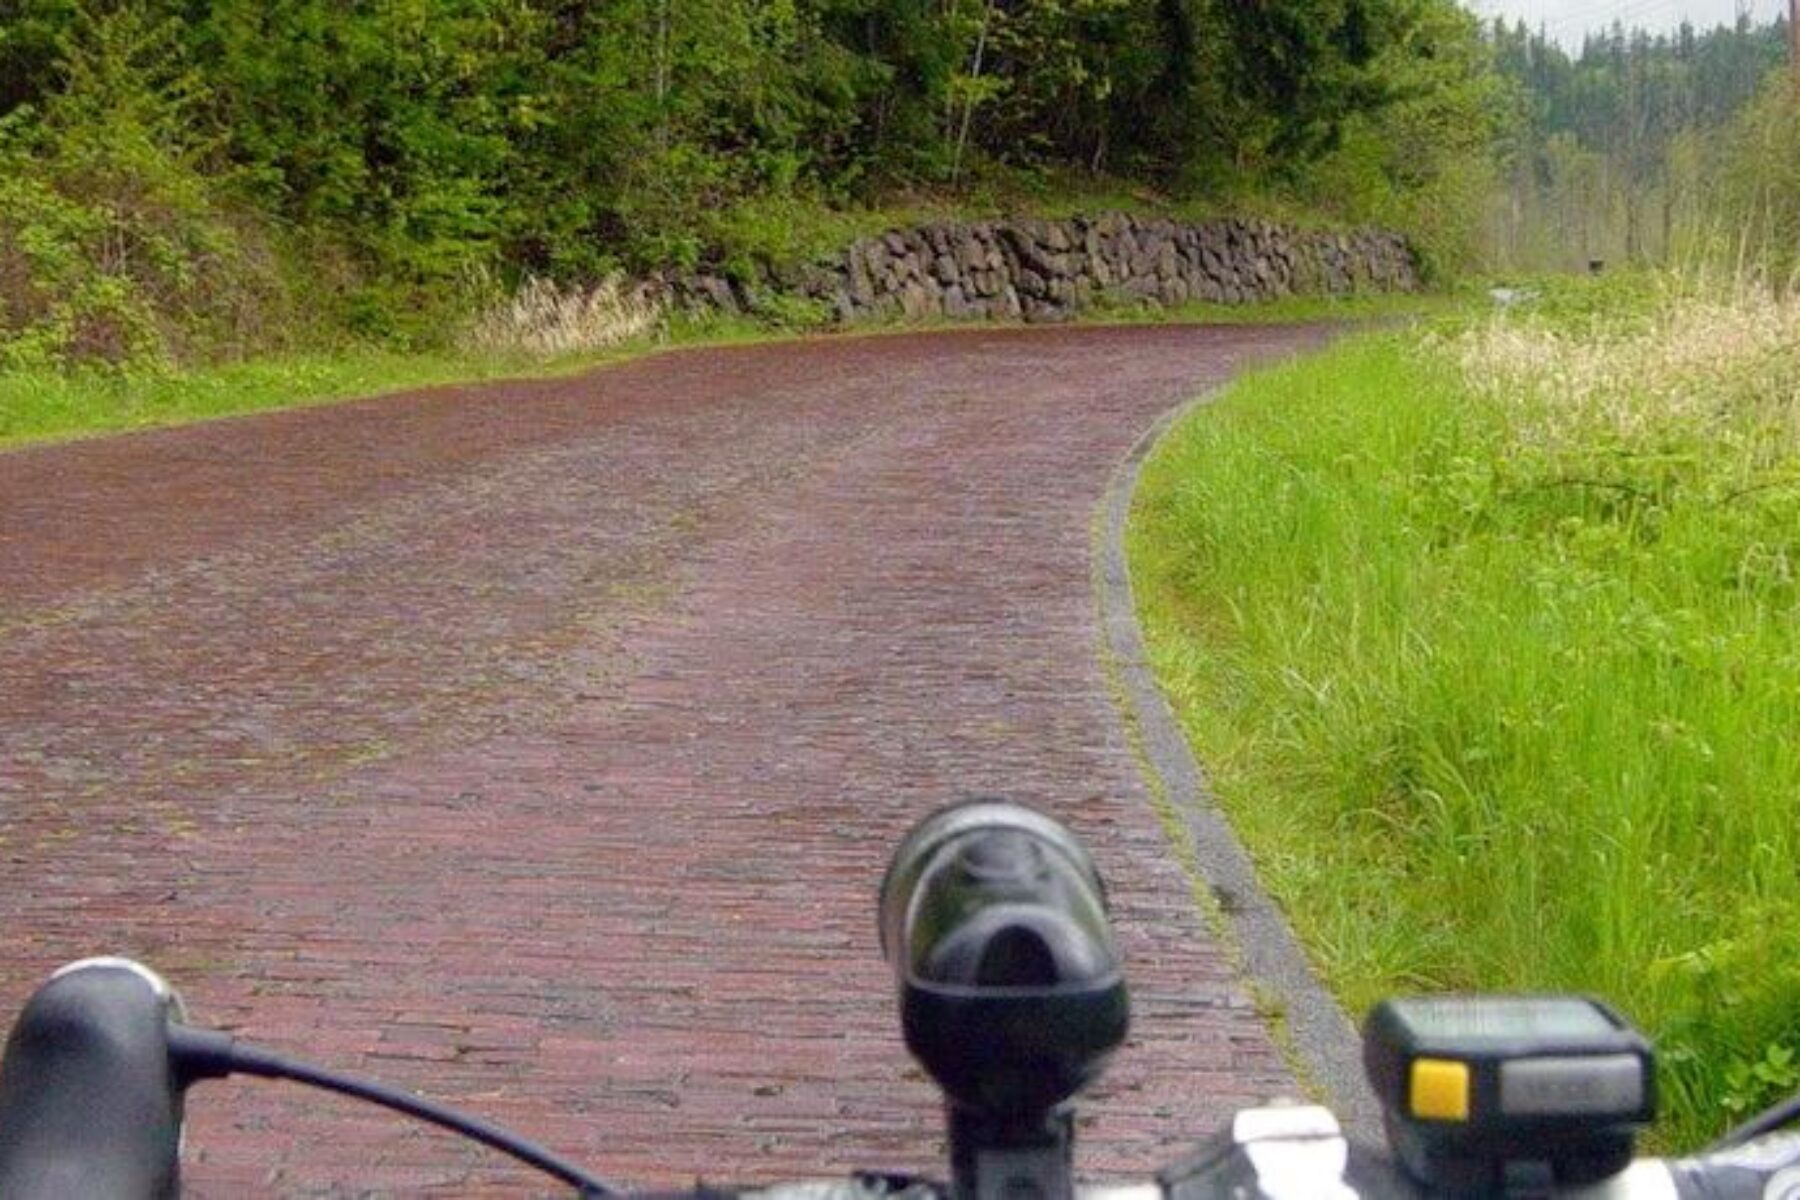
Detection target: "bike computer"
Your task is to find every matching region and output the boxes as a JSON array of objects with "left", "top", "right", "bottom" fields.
[{"left": 1363, "top": 996, "right": 1655, "bottom": 1196}]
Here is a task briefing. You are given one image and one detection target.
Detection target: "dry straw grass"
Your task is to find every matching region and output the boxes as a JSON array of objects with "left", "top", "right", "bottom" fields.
[
  {"left": 462, "top": 275, "right": 663, "bottom": 358},
  {"left": 1449, "top": 284, "right": 1800, "bottom": 458}
]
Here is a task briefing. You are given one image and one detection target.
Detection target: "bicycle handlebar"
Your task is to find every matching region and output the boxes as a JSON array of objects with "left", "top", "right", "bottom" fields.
[
  {"left": 0, "top": 959, "right": 186, "bottom": 1200},
  {"left": 4, "top": 958, "right": 1799, "bottom": 1199},
  {"left": 4, "top": 801, "right": 1796, "bottom": 1198}
]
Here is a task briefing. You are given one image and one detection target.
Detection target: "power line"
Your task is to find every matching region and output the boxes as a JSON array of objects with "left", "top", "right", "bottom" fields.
[
  {"left": 1503, "top": 0, "right": 1784, "bottom": 49},
  {"left": 1493, "top": 0, "right": 1778, "bottom": 30},
  {"left": 1541, "top": 0, "right": 1686, "bottom": 35}
]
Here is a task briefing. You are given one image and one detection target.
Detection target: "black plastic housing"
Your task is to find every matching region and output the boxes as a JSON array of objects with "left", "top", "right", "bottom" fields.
[
  {"left": 1363, "top": 995, "right": 1654, "bottom": 1195},
  {"left": 879, "top": 800, "right": 1128, "bottom": 1118},
  {"left": 0, "top": 959, "right": 186, "bottom": 1199}
]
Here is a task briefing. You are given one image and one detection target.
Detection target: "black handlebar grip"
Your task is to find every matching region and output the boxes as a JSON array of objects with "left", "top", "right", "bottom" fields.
[{"left": 0, "top": 959, "right": 186, "bottom": 1199}]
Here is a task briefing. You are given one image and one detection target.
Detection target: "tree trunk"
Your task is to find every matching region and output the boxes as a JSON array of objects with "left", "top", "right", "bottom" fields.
[
  {"left": 950, "top": 0, "right": 996, "bottom": 185},
  {"left": 655, "top": 0, "right": 672, "bottom": 152}
]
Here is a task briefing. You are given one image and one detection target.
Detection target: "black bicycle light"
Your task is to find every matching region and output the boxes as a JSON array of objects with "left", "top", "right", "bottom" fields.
[{"left": 880, "top": 800, "right": 1129, "bottom": 1120}]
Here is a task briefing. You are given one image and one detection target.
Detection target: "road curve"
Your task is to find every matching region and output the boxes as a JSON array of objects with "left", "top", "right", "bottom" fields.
[{"left": 0, "top": 325, "right": 1331, "bottom": 1195}]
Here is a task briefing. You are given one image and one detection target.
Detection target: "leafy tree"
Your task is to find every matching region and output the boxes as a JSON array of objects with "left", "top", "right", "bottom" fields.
[
  {"left": 1486, "top": 11, "right": 1788, "bottom": 270},
  {"left": 0, "top": 0, "right": 78, "bottom": 116},
  {"left": 196, "top": 0, "right": 527, "bottom": 331},
  {"left": 1714, "top": 78, "right": 1800, "bottom": 289},
  {"left": 1303, "top": 0, "right": 1501, "bottom": 275},
  {"left": 1210, "top": 0, "right": 1406, "bottom": 168},
  {"left": 0, "top": 0, "right": 1524, "bottom": 360},
  {"left": 0, "top": 5, "right": 280, "bottom": 367}
]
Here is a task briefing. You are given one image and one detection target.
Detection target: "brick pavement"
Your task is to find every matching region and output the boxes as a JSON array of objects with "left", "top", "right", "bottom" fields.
[{"left": 0, "top": 325, "right": 1331, "bottom": 1195}]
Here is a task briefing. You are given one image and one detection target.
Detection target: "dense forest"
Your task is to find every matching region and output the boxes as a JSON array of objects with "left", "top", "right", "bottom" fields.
[
  {"left": 1486, "top": 12, "right": 1794, "bottom": 271},
  {"left": 1, "top": 2, "right": 1795, "bottom": 372},
  {"left": 0, "top": 0, "right": 1497, "bottom": 367}
]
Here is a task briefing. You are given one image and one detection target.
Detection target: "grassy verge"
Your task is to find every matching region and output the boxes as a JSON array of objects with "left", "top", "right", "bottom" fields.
[
  {"left": 0, "top": 290, "right": 1454, "bottom": 451},
  {"left": 0, "top": 349, "right": 618, "bottom": 449},
  {"left": 1128, "top": 281, "right": 1800, "bottom": 1149},
  {"left": 1100, "top": 289, "right": 1463, "bottom": 327}
]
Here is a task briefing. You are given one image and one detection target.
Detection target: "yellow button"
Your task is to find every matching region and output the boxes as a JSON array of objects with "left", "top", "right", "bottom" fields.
[{"left": 1411, "top": 1058, "right": 1471, "bottom": 1121}]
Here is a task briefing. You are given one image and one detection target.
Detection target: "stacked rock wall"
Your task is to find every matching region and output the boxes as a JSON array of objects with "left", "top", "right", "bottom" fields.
[{"left": 655, "top": 213, "right": 1418, "bottom": 325}]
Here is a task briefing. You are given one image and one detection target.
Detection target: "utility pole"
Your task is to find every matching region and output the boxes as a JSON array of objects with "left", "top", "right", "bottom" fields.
[{"left": 1790, "top": 0, "right": 1799, "bottom": 94}]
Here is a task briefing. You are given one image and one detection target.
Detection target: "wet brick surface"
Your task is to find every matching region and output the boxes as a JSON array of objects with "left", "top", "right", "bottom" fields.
[{"left": 0, "top": 325, "right": 1331, "bottom": 1195}]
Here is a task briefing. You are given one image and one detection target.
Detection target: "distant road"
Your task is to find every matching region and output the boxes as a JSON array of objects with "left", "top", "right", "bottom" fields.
[{"left": 0, "top": 325, "right": 1328, "bottom": 1194}]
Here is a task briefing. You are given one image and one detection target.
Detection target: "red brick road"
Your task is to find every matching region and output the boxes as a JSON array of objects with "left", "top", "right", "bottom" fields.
[{"left": 0, "top": 325, "right": 1329, "bottom": 1195}]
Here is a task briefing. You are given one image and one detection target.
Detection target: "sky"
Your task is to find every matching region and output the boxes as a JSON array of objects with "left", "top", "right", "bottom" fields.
[{"left": 1464, "top": 0, "right": 1789, "bottom": 46}]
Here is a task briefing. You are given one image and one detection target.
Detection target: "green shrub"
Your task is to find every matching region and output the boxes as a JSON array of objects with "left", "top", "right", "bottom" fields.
[{"left": 0, "top": 8, "right": 290, "bottom": 369}]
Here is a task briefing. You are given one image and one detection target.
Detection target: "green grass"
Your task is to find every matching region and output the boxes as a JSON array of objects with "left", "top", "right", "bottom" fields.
[
  {"left": 1128, "top": 299, "right": 1800, "bottom": 1150},
  {"left": 0, "top": 347, "right": 624, "bottom": 449},
  {"left": 1, "top": 289, "right": 1460, "bottom": 450},
  {"left": 1099, "top": 289, "right": 1465, "bottom": 327}
]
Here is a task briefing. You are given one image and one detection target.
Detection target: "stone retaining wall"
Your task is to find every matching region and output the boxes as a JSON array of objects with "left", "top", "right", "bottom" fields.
[{"left": 651, "top": 213, "right": 1419, "bottom": 325}]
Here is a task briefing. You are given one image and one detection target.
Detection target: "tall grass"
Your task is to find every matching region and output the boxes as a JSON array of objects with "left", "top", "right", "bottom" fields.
[
  {"left": 1130, "top": 282, "right": 1800, "bottom": 1147},
  {"left": 0, "top": 346, "right": 650, "bottom": 449},
  {"left": 461, "top": 276, "right": 664, "bottom": 358},
  {"left": 0, "top": 275, "right": 673, "bottom": 447}
]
